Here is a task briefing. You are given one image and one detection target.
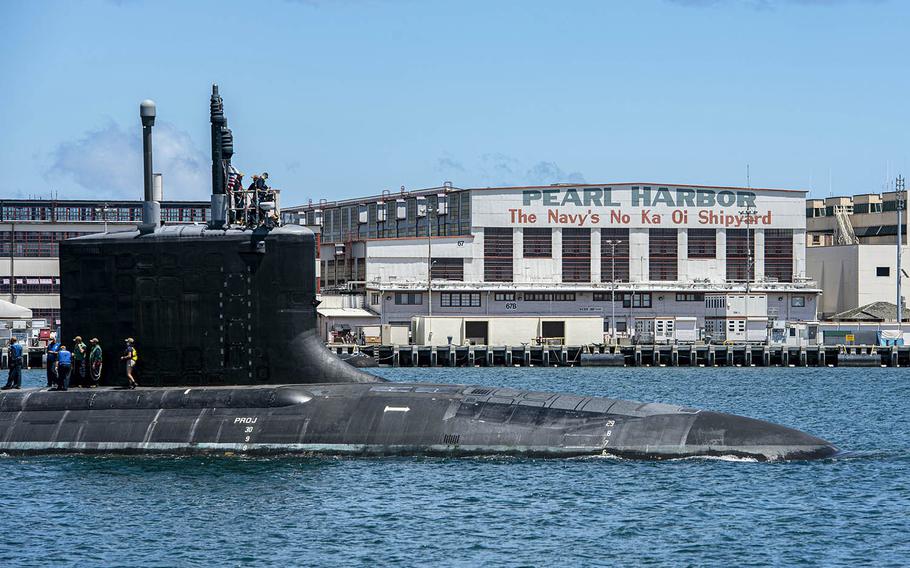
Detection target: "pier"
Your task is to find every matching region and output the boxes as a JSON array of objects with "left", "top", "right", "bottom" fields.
[{"left": 328, "top": 344, "right": 910, "bottom": 368}]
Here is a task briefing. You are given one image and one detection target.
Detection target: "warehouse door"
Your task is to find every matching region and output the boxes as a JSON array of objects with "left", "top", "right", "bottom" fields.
[
  {"left": 465, "top": 321, "right": 489, "bottom": 345},
  {"left": 540, "top": 321, "right": 566, "bottom": 345}
]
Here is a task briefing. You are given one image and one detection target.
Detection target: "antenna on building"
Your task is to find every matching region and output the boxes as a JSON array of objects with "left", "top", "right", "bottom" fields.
[{"left": 746, "top": 164, "right": 750, "bottom": 189}]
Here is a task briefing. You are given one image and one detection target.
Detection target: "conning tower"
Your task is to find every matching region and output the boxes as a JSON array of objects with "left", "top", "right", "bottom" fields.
[{"left": 59, "top": 87, "right": 382, "bottom": 387}]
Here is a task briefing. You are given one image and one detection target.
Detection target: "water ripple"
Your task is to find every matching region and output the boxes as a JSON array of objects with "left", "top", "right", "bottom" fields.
[{"left": 1, "top": 367, "right": 908, "bottom": 567}]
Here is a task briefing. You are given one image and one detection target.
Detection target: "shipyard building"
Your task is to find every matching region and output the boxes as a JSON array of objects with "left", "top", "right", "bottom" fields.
[
  {"left": 1, "top": 198, "right": 210, "bottom": 332},
  {"left": 286, "top": 183, "right": 818, "bottom": 346},
  {"left": 805, "top": 191, "right": 908, "bottom": 319}
]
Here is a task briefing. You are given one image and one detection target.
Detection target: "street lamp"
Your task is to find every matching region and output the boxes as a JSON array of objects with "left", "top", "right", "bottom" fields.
[
  {"left": 94, "top": 203, "right": 112, "bottom": 233},
  {"left": 604, "top": 239, "right": 620, "bottom": 345}
]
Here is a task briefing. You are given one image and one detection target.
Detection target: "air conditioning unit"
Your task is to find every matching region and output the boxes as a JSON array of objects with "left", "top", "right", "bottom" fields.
[{"left": 416, "top": 196, "right": 427, "bottom": 218}]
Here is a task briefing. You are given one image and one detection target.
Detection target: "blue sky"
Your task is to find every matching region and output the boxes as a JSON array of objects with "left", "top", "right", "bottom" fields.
[{"left": 0, "top": 0, "right": 907, "bottom": 205}]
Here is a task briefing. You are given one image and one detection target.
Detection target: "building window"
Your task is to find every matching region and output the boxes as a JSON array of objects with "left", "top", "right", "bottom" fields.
[
  {"left": 30, "top": 308, "right": 61, "bottom": 325},
  {"left": 562, "top": 228, "right": 591, "bottom": 283},
  {"left": 675, "top": 293, "right": 704, "bottom": 302},
  {"left": 687, "top": 229, "right": 716, "bottom": 259},
  {"left": 601, "top": 228, "right": 630, "bottom": 282},
  {"left": 765, "top": 229, "right": 794, "bottom": 282},
  {"left": 791, "top": 296, "right": 806, "bottom": 307},
  {"left": 484, "top": 227, "right": 513, "bottom": 282},
  {"left": 726, "top": 229, "right": 755, "bottom": 282},
  {"left": 523, "top": 292, "right": 576, "bottom": 302},
  {"left": 593, "top": 292, "right": 621, "bottom": 302},
  {"left": 523, "top": 228, "right": 552, "bottom": 258},
  {"left": 394, "top": 293, "right": 423, "bottom": 305},
  {"left": 440, "top": 292, "right": 481, "bottom": 307},
  {"left": 370, "top": 293, "right": 381, "bottom": 305},
  {"left": 0, "top": 231, "right": 93, "bottom": 257},
  {"left": 811, "top": 234, "right": 821, "bottom": 246},
  {"left": 622, "top": 293, "right": 652, "bottom": 308},
  {"left": 877, "top": 266, "right": 891, "bottom": 277},
  {"left": 494, "top": 292, "right": 516, "bottom": 301},
  {"left": 430, "top": 258, "right": 464, "bottom": 281},
  {"left": 649, "top": 229, "right": 678, "bottom": 281}
]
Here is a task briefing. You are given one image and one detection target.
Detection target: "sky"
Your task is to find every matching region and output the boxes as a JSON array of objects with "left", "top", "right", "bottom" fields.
[{"left": 0, "top": 0, "right": 907, "bottom": 206}]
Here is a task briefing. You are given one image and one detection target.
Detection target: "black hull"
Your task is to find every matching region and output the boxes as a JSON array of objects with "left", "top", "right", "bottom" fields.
[{"left": 0, "top": 384, "right": 838, "bottom": 461}]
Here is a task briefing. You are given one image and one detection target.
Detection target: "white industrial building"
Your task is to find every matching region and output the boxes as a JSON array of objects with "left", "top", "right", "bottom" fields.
[
  {"left": 807, "top": 244, "right": 908, "bottom": 319},
  {"left": 288, "top": 182, "right": 819, "bottom": 345},
  {"left": 804, "top": 189, "right": 908, "bottom": 319}
]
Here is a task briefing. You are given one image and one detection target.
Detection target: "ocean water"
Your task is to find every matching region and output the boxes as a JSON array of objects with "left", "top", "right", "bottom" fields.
[{"left": 1, "top": 366, "right": 908, "bottom": 567}]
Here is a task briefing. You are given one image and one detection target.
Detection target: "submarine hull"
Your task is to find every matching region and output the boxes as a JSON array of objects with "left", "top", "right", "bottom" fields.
[{"left": 0, "top": 384, "right": 837, "bottom": 461}]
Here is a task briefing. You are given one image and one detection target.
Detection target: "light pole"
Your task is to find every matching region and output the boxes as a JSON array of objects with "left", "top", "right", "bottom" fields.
[
  {"left": 738, "top": 206, "right": 758, "bottom": 329},
  {"left": 738, "top": 206, "right": 758, "bottom": 293},
  {"left": 897, "top": 175, "right": 905, "bottom": 322},
  {"left": 94, "top": 203, "right": 111, "bottom": 233},
  {"left": 604, "top": 239, "right": 619, "bottom": 345},
  {"left": 427, "top": 214, "right": 433, "bottom": 343}
]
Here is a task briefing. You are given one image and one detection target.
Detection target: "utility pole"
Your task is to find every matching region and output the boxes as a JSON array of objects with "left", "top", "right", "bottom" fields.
[
  {"left": 897, "top": 175, "right": 905, "bottom": 323},
  {"left": 9, "top": 221, "right": 15, "bottom": 304},
  {"left": 739, "top": 203, "right": 758, "bottom": 328},
  {"left": 738, "top": 206, "right": 758, "bottom": 293},
  {"left": 604, "top": 240, "right": 619, "bottom": 345}
]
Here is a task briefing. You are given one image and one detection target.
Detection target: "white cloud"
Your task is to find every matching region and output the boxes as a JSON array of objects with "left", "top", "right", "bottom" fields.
[
  {"left": 46, "top": 121, "right": 210, "bottom": 200},
  {"left": 436, "top": 153, "right": 586, "bottom": 187}
]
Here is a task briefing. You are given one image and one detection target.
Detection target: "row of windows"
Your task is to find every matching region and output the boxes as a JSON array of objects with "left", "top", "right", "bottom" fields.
[
  {"left": 0, "top": 231, "right": 93, "bottom": 257},
  {"left": 0, "top": 277, "right": 60, "bottom": 294},
  {"left": 523, "top": 292, "right": 577, "bottom": 302},
  {"left": 0, "top": 204, "right": 208, "bottom": 223},
  {"left": 676, "top": 293, "right": 705, "bottom": 302},
  {"left": 440, "top": 292, "right": 482, "bottom": 307},
  {"left": 382, "top": 291, "right": 807, "bottom": 309},
  {"left": 593, "top": 291, "right": 652, "bottom": 307},
  {"left": 394, "top": 292, "right": 423, "bottom": 305},
  {"left": 312, "top": 192, "right": 472, "bottom": 242},
  {"left": 482, "top": 227, "right": 793, "bottom": 283},
  {"left": 430, "top": 258, "right": 464, "bottom": 281}
]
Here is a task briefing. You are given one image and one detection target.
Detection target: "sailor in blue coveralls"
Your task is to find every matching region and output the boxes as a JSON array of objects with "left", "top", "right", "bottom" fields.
[{"left": 2, "top": 338, "right": 23, "bottom": 390}]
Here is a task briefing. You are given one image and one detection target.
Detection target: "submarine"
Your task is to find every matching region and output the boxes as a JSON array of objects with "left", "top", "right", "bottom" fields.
[{"left": 0, "top": 87, "right": 838, "bottom": 461}]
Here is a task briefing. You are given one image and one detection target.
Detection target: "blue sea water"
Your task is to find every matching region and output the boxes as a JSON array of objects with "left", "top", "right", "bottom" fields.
[{"left": 1, "top": 366, "right": 908, "bottom": 567}]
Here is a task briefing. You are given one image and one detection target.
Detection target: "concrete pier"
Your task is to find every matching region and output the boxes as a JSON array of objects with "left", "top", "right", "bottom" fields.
[{"left": 326, "top": 344, "right": 910, "bottom": 368}]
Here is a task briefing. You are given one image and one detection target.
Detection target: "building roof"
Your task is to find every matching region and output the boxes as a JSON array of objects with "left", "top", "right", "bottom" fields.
[
  {"left": 285, "top": 181, "right": 806, "bottom": 211},
  {"left": 316, "top": 307, "right": 379, "bottom": 319},
  {"left": 0, "top": 299, "right": 33, "bottom": 319},
  {"left": 831, "top": 301, "right": 910, "bottom": 322}
]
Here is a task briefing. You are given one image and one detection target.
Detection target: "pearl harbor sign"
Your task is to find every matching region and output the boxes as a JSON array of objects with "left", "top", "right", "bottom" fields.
[{"left": 472, "top": 184, "right": 807, "bottom": 229}]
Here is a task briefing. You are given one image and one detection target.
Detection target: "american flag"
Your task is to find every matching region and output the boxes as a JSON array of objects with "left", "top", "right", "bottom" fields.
[{"left": 226, "top": 164, "right": 242, "bottom": 193}]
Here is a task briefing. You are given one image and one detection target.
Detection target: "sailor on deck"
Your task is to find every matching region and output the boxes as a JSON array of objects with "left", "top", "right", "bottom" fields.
[
  {"left": 45, "top": 337, "right": 59, "bottom": 388},
  {"left": 121, "top": 338, "right": 138, "bottom": 389},
  {"left": 55, "top": 344, "right": 72, "bottom": 391},
  {"left": 89, "top": 338, "right": 102, "bottom": 387},
  {"left": 73, "top": 336, "right": 87, "bottom": 387},
  {"left": 2, "top": 338, "right": 23, "bottom": 390}
]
